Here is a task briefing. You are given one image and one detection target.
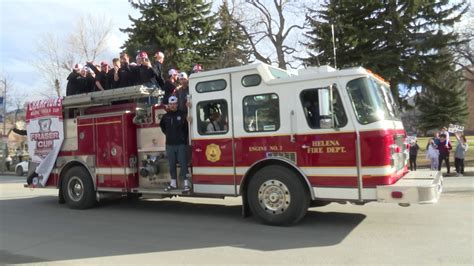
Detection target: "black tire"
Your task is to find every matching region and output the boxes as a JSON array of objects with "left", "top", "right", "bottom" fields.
[
  {"left": 16, "top": 166, "right": 24, "bottom": 176},
  {"left": 247, "top": 165, "right": 310, "bottom": 226},
  {"left": 61, "top": 166, "right": 96, "bottom": 209}
]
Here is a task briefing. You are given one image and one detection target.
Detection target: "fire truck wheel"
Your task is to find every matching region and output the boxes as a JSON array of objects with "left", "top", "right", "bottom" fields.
[
  {"left": 62, "top": 166, "right": 96, "bottom": 209},
  {"left": 248, "top": 166, "right": 310, "bottom": 226}
]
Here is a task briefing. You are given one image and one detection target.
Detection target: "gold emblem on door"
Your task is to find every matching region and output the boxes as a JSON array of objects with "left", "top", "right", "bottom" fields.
[{"left": 205, "top": 144, "right": 221, "bottom": 162}]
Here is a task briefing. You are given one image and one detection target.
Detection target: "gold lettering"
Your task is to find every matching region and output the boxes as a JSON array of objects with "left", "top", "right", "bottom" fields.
[
  {"left": 249, "top": 146, "right": 267, "bottom": 152},
  {"left": 307, "top": 147, "right": 324, "bottom": 153},
  {"left": 326, "top": 146, "right": 347, "bottom": 153},
  {"left": 311, "top": 140, "right": 341, "bottom": 147},
  {"left": 269, "top": 145, "right": 280, "bottom": 151}
]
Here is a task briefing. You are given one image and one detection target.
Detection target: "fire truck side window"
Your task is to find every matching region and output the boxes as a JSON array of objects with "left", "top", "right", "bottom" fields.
[
  {"left": 300, "top": 87, "right": 347, "bottom": 129},
  {"left": 196, "top": 100, "right": 229, "bottom": 135},
  {"left": 241, "top": 74, "right": 262, "bottom": 87},
  {"left": 243, "top": 93, "right": 280, "bottom": 132},
  {"left": 196, "top": 79, "right": 227, "bottom": 93}
]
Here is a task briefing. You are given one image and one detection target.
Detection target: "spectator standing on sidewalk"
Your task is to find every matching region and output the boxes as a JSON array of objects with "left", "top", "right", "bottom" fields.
[
  {"left": 437, "top": 133, "right": 452, "bottom": 175},
  {"left": 409, "top": 139, "right": 420, "bottom": 171},
  {"left": 454, "top": 132, "right": 468, "bottom": 176}
]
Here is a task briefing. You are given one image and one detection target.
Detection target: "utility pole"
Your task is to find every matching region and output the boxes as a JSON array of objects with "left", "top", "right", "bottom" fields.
[{"left": 0, "top": 78, "right": 6, "bottom": 174}]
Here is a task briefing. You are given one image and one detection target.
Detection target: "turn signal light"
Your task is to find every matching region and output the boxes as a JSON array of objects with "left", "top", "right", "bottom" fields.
[{"left": 391, "top": 191, "right": 403, "bottom": 199}]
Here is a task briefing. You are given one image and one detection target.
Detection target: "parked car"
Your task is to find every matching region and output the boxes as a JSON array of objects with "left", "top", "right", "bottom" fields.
[{"left": 15, "top": 161, "right": 29, "bottom": 176}]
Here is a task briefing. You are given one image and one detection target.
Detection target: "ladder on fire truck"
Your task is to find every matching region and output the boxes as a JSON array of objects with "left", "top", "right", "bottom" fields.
[{"left": 62, "top": 85, "right": 159, "bottom": 109}]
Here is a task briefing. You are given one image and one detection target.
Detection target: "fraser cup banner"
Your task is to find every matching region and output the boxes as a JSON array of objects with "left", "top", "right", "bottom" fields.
[{"left": 26, "top": 98, "right": 64, "bottom": 187}]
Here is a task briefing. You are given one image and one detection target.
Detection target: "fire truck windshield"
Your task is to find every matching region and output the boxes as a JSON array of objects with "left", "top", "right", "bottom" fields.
[{"left": 346, "top": 76, "right": 401, "bottom": 124}]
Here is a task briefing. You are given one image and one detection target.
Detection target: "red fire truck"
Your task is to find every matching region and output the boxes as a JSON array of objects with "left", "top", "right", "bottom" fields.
[{"left": 32, "top": 63, "right": 442, "bottom": 225}]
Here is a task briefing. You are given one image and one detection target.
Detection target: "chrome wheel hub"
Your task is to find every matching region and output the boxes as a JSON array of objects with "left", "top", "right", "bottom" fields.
[
  {"left": 68, "top": 176, "right": 84, "bottom": 201},
  {"left": 258, "top": 179, "right": 290, "bottom": 214}
]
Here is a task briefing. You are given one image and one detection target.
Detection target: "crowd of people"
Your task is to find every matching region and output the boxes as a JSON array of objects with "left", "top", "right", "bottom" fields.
[
  {"left": 409, "top": 127, "right": 469, "bottom": 176},
  {"left": 65, "top": 50, "right": 203, "bottom": 107}
]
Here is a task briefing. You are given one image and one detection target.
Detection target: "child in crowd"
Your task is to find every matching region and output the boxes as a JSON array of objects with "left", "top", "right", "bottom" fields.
[
  {"left": 426, "top": 134, "right": 439, "bottom": 170},
  {"left": 454, "top": 132, "right": 468, "bottom": 176}
]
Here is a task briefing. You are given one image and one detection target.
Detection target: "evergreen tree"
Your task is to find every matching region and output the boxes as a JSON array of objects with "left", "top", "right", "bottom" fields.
[
  {"left": 206, "top": 0, "right": 252, "bottom": 70},
  {"left": 303, "top": 0, "right": 468, "bottom": 102},
  {"left": 121, "top": 0, "right": 215, "bottom": 72},
  {"left": 416, "top": 66, "right": 469, "bottom": 132}
]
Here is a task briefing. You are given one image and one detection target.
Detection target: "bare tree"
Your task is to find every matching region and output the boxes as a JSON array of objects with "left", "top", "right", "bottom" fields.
[
  {"left": 67, "top": 13, "right": 114, "bottom": 62},
  {"left": 34, "top": 13, "right": 114, "bottom": 96},
  {"left": 35, "top": 33, "right": 70, "bottom": 97},
  {"left": 453, "top": 7, "right": 474, "bottom": 81},
  {"left": 233, "top": 0, "right": 309, "bottom": 69}
]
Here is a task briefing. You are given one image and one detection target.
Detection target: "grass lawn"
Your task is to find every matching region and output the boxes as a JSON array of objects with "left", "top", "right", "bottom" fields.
[{"left": 414, "top": 135, "right": 473, "bottom": 169}]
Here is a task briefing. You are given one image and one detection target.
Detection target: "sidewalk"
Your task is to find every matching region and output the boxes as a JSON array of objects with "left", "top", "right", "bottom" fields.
[{"left": 433, "top": 166, "right": 474, "bottom": 177}]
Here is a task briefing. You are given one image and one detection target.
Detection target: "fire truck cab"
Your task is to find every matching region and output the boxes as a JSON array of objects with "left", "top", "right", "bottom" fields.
[{"left": 48, "top": 63, "right": 442, "bottom": 225}]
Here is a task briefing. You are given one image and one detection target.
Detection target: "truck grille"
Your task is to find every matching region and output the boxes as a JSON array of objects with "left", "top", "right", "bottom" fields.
[{"left": 266, "top": 152, "right": 297, "bottom": 164}]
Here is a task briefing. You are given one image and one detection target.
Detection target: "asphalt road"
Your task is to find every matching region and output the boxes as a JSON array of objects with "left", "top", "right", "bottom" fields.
[{"left": 1, "top": 172, "right": 473, "bottom": 265}]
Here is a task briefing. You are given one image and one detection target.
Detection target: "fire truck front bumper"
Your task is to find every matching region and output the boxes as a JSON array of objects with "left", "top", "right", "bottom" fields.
[{"left": 376, "top": 170, "right": 442, "bottom": 205}]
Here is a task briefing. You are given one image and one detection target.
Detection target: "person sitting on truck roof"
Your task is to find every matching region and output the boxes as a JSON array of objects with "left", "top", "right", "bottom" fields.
[{"left": 160, "top": 96, "right": 191, "bottom": 192}]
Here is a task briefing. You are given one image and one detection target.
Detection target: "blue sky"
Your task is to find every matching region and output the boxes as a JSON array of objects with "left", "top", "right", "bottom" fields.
[{"left": 0, "top": 0, "right": 140, "bottom": 107}]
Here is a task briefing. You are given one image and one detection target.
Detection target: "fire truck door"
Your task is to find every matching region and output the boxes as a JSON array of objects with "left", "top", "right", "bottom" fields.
[
  {"left": 295, "top": 85, "right": 357, "bottom": 188},
  {"left": 189, "top": 74, "right": 236, "bottom": 195},
  {"left": 95, "top": 115, "right": 127, "bottom": 188}
]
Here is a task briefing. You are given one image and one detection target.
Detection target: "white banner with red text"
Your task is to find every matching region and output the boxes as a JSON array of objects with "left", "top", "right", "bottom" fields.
[{"left": 26, "top": 98, "right": 64, "bottom": 187}]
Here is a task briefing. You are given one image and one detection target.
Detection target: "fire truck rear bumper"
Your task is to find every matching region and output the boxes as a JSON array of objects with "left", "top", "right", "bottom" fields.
[{"left": 376, "top": 170, "right": 442, "bottom": 205}]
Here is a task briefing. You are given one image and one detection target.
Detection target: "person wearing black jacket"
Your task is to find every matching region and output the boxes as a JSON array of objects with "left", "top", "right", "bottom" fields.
[
  {"left": 159, "top": 96, "right": 190, "bottom": 192},
  {"left": 117, "top": 53, "right": 137, "bottom": 88},
  {"left": 86, "top": 61, "right": 109, "bottom": 91},
  {"left": 153, "top": 51, "right": 165, "bottom": 88},
  {"left": 138, "top": 58, "right": 157, "bottom": 86},
  {"left": 66, "top": 64, "right": 83, "bottom": 96},
  {"left": 108, "top": 58, "right": 121, "bottom": 89},
  {"left": 162, "top": 69, "right": 178, "bottom": 104},
  {"left": 12, "top": 127, "right": 38, "bottom": 185}
]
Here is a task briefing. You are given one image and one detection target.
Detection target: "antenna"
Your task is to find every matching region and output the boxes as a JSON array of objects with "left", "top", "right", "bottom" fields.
[{"left": 331, "top": 24, "right": 337, "bottom": 69}]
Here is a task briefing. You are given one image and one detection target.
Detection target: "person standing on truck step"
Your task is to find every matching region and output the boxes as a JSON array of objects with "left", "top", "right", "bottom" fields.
[
  {"left": 437, "top": 133, "right": 452, "bottom": 175},
  {"left": 160, "top": 96, "right": 191, "bottom": 192}
]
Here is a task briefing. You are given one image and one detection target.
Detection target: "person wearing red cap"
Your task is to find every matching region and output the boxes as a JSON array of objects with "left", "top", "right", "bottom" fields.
[
  {"left": 137, "top": 51, "right": 158, "bottom": 87},
  {"left": 192, "top": 63, "right": 203, "bottom": 73}
]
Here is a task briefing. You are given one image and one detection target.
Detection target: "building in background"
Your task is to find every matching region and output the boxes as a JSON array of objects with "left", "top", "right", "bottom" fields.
[{"left": 464, "top": 66, "right": 474, "bottom": 135}]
